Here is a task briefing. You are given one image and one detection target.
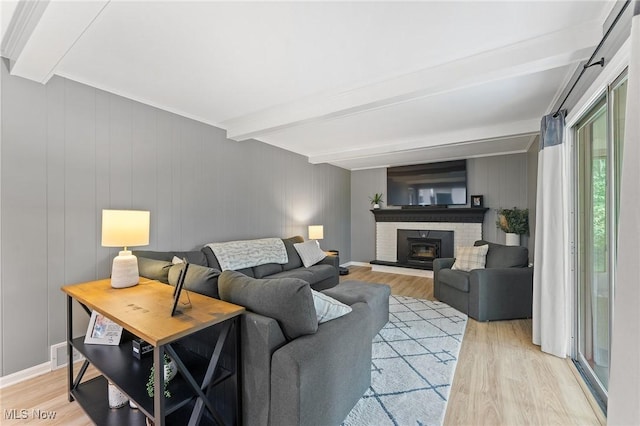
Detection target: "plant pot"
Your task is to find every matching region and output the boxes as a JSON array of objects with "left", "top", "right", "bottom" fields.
[
  {"left": 373, "top": 203, "right": 380, "bottom": 209},
  {"left": 164, "top": 359, "right": 177, "bottom": 382},
  {"left": 505, "top": 233, "right": 520, "bottom": 246},
  {"left": 108, "top": 382, "right": 128, "bottom": 408}
]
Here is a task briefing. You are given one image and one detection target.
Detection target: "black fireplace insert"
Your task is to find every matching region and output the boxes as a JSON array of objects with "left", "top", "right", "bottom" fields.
[{"left": 397, "top": 230, "right": 454, "bottom": 270}]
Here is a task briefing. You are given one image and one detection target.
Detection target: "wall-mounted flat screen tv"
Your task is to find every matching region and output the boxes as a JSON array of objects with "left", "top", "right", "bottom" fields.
[{"left": 387, "top": 160, "right": 467, "bottom": 207}]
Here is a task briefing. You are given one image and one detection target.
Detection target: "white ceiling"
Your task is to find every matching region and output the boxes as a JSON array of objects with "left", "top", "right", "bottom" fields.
[{"left": 1, "top": 0, "right": 615, "bottom": 170}]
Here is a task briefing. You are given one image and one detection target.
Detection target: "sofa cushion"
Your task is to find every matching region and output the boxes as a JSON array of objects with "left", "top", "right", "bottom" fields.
[
  {"left": 306, "top": 264, "right": 337, "bottom": 283},
  {"left": 311, "top": 290, "right": 352, "bottom": 323},
  {"left": 136, "top": 257, "right": 173, "bottom": 283},
  {"left": 201, "top": 246, "right": 222, "bottom": 270},
  {"left": 168, "top": 263, "right": 221, "bottom": 299},
  {"left": 267, "top": 268, "right": 315, "bottom": 283},
  {"left": 218, "top": 270, "right": 318, "bottom": 340},
  {"left": 253, "top": 263, "right": 283, "bottom": 278},
  {"left": 293, "top": 240, "right": 327, "bottom": 268},
  {"left": 474, "top": 240, "right": 529, "bottom": 268},
  {"left": 235, "top": 267, "right": 255, "bottom": 278},
  {"left": 281, "top": 236, "right": 304, "bottom": 271},
  {"left": 438, "top": 269, "right": 471, "bottom": 293},
  {"left": 133, "top": 250, "right": 207, "bottom": 266},
  {"left": 452, "top": 245, "right": 489, "bottom": 272}
]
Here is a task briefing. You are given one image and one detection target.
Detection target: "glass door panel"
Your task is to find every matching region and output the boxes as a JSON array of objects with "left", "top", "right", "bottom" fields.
[
  {"left": 576, "top": 97, "right": 609, "bottom": 396},
  {"left": 574, "top": 73, "right": 627, "bottom": 408}
]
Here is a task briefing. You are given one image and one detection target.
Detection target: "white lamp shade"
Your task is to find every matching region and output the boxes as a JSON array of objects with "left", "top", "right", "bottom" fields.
[
  {"left": 308, "top": 225, "right": 324, "bottom": 240},
  {"left": 102, "top": 209, "right": 150, "bottom": 288},
  {"left": 102, "top": 210, "right": 150, "bottom": 248}
]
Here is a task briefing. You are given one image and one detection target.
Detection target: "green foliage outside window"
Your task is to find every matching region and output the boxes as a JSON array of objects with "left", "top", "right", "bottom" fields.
[{"left": 592, "top": 158, "right": 607, "bottom": 272}]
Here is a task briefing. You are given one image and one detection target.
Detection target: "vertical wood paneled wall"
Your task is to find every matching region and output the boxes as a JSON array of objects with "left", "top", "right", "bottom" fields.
[
  {"left": 350, "top": 153, "right": 533, "bottom": 263},
  {"left": 0, "top": 64, "right": 350, "bottom": 375}
]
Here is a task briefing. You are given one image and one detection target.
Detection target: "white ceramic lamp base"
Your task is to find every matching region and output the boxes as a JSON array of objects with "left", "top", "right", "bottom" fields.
[{"left": 111, "top": 250, "right": 140, "bottom": 288}]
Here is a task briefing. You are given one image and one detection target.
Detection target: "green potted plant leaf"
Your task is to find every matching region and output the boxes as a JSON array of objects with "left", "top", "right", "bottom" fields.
[
  {"left": 496, "top": 207, "right": 529, "bottom": 246},
  {"left": 146, "top": 354, "right": 176, "bottom": 399},
  {"left": 369, "top": 193, "right": 384, "bottom": 209}
]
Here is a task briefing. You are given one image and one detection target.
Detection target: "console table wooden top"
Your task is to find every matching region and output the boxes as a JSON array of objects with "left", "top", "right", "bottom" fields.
[{"left": 62, "top": 278, "right": 244, "bottom": 346}]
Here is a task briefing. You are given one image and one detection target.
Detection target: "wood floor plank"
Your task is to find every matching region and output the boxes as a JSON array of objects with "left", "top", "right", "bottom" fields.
[{"left": 0, "top": 266, "right": 602, "bottom": 425}]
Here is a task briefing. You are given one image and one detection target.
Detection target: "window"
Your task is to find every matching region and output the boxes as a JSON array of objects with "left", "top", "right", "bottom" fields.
[{"left": 574, "top": 71, "right": 627, "bottom": 409}]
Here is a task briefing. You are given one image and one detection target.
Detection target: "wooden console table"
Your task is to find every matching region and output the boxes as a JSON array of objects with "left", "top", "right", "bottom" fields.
[{"left": 62, "top": 278, "right": 245, "bottom": 425}]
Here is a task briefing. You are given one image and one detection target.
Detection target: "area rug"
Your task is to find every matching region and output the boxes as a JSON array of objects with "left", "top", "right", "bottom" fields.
[{"left": 343, "top": 295, "right": 467, "bottom": 426}]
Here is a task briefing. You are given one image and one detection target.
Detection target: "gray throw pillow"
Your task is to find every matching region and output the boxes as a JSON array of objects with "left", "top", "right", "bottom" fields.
[
  {"left": 218, "top": 270, "right": 318, "bottom": 340},
  {"left": 137, "top": 257, "right": 172, "bottom": 283},
  {"left": 474, "top": 240, "right": 529, "bottom": 268},
  {"left": 168, "top": 263, "right": 221, "bottom": 299}
]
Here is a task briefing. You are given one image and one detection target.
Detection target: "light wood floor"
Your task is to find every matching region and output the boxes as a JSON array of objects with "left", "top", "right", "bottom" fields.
[
  {"left": 343, "top": 266, "right": 603, "bottom": 426},
  {"left": 0, "top": 266, "right": 603, "bottom": 425}
]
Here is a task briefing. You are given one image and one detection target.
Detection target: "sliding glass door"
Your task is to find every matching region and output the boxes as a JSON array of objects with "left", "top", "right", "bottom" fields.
[{"left": 574, "top": 72, "right": 627, "bottom": 407}]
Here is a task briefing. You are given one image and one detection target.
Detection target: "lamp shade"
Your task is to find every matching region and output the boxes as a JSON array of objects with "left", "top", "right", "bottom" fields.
[
  {"left": 102, "top": 210, "right": 150, "bottom": 248},
  {"left": 308, "top": 225, "right": 324, "bottom": 240}
]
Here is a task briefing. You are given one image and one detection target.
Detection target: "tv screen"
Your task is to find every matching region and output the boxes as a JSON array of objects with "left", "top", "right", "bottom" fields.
[{"left": 387, "top": 160, "right": 467, "bottom": 206}]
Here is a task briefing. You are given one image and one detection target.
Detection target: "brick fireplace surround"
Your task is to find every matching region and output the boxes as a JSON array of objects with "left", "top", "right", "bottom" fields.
[{"left": 370, "top": 208, "right": 488, "bottom": 277}]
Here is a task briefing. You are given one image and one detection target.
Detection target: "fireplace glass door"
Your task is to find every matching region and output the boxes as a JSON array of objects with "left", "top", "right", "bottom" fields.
[{"left": 407, "top": 238, "right": 440, "bottom": 265}]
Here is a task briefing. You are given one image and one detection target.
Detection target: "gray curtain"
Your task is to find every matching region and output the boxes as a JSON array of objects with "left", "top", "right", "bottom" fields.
[
  {"left": 532, "top": 110, "right": 569, "bottom": 357},
  {"left": 540, "top": 111, "right": 565, "bottom": 149}
]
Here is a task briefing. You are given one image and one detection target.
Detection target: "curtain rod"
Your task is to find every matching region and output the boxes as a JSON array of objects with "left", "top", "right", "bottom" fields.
[{"left": 553, "top": 0, "right": 632, "bottom": 118}]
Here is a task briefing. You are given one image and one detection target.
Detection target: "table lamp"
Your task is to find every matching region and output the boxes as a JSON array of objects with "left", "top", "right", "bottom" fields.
[
  {"left": 308, "top": 225, "right": 324, "bottom": 247},
  {"left": 102, "top": 209, "right": 150, "bottom": 288}
]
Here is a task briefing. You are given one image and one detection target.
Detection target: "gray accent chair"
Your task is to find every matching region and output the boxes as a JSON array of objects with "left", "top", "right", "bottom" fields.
[{"left": 433, "top": 240, "right": 533, "bottom": 321}]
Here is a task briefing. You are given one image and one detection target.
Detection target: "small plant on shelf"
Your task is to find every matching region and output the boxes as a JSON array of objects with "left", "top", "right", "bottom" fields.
[
  {"left": 146, "top": 354, "right": 174, "bottom": 398},
  {"left": 369, "top": 193, "right": 384, "bottom": 209},
  {"left": 496, "top": 207, "right": 529, "bottom": 235}
]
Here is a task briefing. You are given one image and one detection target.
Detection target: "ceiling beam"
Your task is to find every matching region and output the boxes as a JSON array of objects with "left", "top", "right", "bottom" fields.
[
  {"left": 223, "top": 21, "right": 601, "bottom": 142},
  {"left": 4, "top": 0, "right": 109, "bottom": 84},
  {"left": 307, "top": 118, "right": 540, "bottom": 165}
]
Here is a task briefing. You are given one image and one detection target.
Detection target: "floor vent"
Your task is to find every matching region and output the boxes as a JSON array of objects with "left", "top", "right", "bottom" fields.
[{"left": 50, "top": 342, "right": 84, "bottom": 370}]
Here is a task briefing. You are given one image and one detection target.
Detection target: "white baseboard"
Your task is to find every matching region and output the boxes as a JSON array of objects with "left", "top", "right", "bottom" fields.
[
  {"left": 343, "top": 261, "right": 434, "bottom": 278},
  {"left": 0, "top": 341, "right": 85, "bottom": 389},
  {"left": 0, "top": 362, "right": 50, "bottom": 389},
  {"left": 344, "top": 261, "right": 370, "bottom": 267},
  {"left": 371, "top": 264, "right": 434, "bottom": 278}
]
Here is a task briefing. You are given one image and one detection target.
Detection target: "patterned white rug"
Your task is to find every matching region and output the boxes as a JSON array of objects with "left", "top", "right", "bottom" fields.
[{"left": 343, "top": 295, "right": 467, "bottom": 426}]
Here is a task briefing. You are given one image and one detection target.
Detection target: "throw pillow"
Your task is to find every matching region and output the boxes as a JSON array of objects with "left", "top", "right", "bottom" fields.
[
  {"left": 137, "top": 257, "right": 173, "bottom": 283},
  {"left": 311, "top": 290, "right": 352, "bottom": 323},
  {"left": 293, "top": 240, "right": 326, "bottom": 268},
  {"left": 451, "top": 244, "right": 489, "bottom": 272},
  {"left": 168, "top": 263, "right": 221, "bottom": 299},
  {"left": 218, "top": 270, "right": 318, "bottom": 340}
]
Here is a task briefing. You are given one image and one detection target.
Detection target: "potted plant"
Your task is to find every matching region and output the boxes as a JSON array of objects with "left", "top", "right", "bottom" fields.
[
  {"left": 369, "top": 193, "right": 384, "bottom": 209},
  {"left": 146, "top": 354, "right": 177, "bottom": 399},
  {"left": 496, "top": 207, "right": 529, "bottom": 246}
]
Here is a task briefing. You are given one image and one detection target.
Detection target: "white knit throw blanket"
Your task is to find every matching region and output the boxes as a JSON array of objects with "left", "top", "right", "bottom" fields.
[{"left": 205, "top": 238, "right": 288, "bottom": 271}]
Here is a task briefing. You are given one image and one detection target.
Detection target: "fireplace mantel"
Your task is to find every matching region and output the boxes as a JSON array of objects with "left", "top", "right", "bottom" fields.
[{"left": 371, "top": 207, "right": 488, "bottom": 223}]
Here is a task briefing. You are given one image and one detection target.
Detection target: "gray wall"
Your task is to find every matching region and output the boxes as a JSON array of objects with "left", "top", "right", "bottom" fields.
[
  {"left": 350, "top": 169, "right": 386, "bottom": 263},
  {"left": 350, "top": 153, "right": 533, "bottom": 263},
  {"left": 0, "top": 62, "right": 351, "bottom": 376}
]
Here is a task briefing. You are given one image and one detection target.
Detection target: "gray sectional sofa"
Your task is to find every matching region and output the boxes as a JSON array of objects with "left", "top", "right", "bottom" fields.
[
  {"left": 134, "top": 235, "right": 340, "bottom": 298},
  {"left": 134, "top": 235, "right": 391, "bottom": 425}
]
